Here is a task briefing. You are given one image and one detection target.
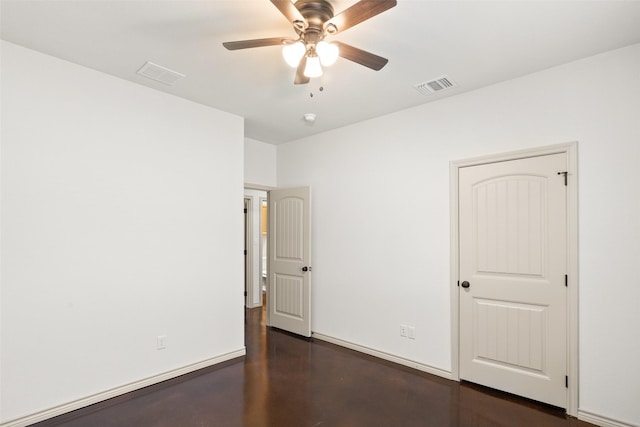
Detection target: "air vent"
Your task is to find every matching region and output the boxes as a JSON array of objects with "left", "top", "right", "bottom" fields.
[
  {"left": 414, "top": 76, "right": 456, "bottom": 95},
  {"left": 137, "top": 61, "right": 185, "bottom": 85}
]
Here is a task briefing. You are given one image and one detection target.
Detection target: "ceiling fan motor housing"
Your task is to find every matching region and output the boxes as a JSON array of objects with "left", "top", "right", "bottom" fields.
[
  {"left": 295, "top": 0, "right": 335, "bottom": 26},
  {"left": 295, "top": 0, "right": 335, "bottom": 42}
]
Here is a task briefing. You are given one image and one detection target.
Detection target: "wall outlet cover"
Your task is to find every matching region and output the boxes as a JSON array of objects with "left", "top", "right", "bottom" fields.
[{"left": 400, "top": 325, "right": 408, "bottom": 337}]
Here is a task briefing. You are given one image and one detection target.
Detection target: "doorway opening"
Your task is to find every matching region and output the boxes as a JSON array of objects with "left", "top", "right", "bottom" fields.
[
  {"left": 245, "top": 186, "right": 312, "bottom": 338},
  {"left": 259, "top": 197, "right": 268, "bottom": 306},
  {"left": 244, "top": 197, "right": 252, "bottom": 308},
  {"left": 244, "top": 188, "right": 269, "bottom": 309}
]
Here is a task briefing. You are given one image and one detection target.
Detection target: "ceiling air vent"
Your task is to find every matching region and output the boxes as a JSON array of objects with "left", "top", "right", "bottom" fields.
[
  {"left": 137, "top": 61, "right": 185, "bottom": 85},
  {"left": 414, "top": 76, "right": 456, "bottom": 95}
]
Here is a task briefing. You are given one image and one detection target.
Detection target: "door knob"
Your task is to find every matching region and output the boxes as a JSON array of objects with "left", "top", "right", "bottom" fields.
[
  {"left": 302, "top": 266, "right": 312, "bottom": 272},
  {"left": 461, "top": 281, "right": 470, "bottom": 288}
]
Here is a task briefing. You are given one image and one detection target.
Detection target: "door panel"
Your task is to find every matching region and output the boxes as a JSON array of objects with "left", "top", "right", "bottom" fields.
[
  {"left": 275, "top": 197, "right": 304, "bottom": 261},
  {"left": 474, "top": 299, "right": 545, "bottom": 372},
  {"left": 274, "top": 274, "right": 304, "bottom": 318},
  {"left": 268, "top": 187, "right": 311, "bottom": 337},
  {"left": 459, "top": 153, "right": 567, "bottom": 407}
]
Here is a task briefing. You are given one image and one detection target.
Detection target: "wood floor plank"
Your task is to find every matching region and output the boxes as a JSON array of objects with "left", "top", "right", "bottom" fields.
[{"left": 34, "top": 305, "right": 594, "bottom": 426}]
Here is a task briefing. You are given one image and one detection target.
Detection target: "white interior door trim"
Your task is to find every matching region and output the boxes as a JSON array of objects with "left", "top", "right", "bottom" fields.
[
  {"left": 449, "top": 142, "right": 578, "bottom": 416},
  {"left": 244, "top": 197, "right": 254, "bottom": 308},
  {"left": 244, "top": 183, "right": 275, "bottom": 191}
]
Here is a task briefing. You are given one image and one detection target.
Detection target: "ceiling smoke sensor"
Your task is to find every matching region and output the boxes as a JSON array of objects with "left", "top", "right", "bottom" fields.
[
  {"left": 137, "top": 61, "right": 185, "bottom": 85},
  {"left": 414, "top": 76, "right": 456, "bottom": 95}
]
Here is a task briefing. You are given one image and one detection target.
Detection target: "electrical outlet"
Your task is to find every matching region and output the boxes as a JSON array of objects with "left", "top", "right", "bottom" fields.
[
  {"left": 400, "top": 324, "right": 408, "bottom": 337},
  {"left": 408, "top": 326, "right": 416, "bottom": 340},
  {"left": 157, "top": 335, "right": 167, "bottom": 350}
]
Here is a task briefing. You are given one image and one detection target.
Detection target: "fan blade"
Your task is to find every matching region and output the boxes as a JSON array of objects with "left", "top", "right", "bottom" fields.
[
  {"left": 271, "top": 0, "right": 307, "bottom": 30},
  {"left": 324, "top": 0, "right": 397, "bottom": 35},
  {"left": 334, "top": 42, "right": 388, "bottom": 71},
  {"left": 294, "top": 56, "right": 310, "bottom": 85},
  {"left": 223, "top": 37, "right": 286, "bottom": 50}
]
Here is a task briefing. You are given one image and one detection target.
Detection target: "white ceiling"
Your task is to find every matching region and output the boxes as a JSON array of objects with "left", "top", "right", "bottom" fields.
[{"left": 3, "top": 0, "right": 640, "bottom": 144}]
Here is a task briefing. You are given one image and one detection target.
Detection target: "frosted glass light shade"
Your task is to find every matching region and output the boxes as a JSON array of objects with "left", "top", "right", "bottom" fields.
[
  {"left": 316, "top": 41, "right": 339, "bottom": 66},
  {"left": 303, "top": 55, "right": 323, "bottom": 78},
  {"left": 282, "top": 41, "right": 306, "bottom": 67}
]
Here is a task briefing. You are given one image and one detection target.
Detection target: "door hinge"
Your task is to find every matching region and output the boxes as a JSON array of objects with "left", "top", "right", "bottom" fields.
[
  {"left": 565, "top": 376, "right": 568, "bottom": 388},
  {"left": 244, "top": 208, "right": 247, "bottom": 214},
  {"left": 244, "top": 249, "right": 247, "bottom": 256},
  {"left": 557, "top": 171, "right": 568, "bottom": 186},
  {"left": 565, "top": 274, "right": 568, "bottom": 287}
]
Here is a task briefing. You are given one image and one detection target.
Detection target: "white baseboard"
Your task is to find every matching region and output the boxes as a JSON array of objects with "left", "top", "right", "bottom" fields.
[
  {"left": 1, "top": 348, "right": 246, "bottom": 427},
  {"left": 578, "top": 410, "right": 638, "bottom": 427},
  {"left": 311, "top": 332, "right": 453, "bottom": 380}
]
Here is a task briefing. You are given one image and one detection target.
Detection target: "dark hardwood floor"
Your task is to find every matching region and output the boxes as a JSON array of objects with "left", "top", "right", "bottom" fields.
[{"left": 35, "top": 304, "right": 594, "bottom": 427}]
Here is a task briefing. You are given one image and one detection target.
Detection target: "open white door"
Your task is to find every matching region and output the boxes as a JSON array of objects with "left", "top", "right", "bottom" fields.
[
  {"left": 268, "top": 187, "right": 311, "bottom": 337},
  {"left": 459, "top": 153, "right": 567, "bottom": 407}
]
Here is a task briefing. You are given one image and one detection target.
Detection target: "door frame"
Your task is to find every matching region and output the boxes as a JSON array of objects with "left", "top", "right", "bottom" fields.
[
  {"left": 245, "top": 184, "right": 274, "bottom": 310},
  {"left": 244, "top": 197, "right": 253, "bottom": 308},
  {"left": 259, "top": 196, "right": 268, "bottom": 306},
  {"left": 449, "top": 142, "right": 578, "bottom": 416}
]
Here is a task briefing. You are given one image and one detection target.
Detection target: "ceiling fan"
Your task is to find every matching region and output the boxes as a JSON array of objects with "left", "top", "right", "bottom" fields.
[{"left": 223, "top": 0, "right": 397, "bottom": 85}]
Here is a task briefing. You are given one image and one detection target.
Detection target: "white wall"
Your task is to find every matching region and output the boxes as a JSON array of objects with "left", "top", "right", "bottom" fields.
[
  {"left": 0, "top": 42, "right": 245, "bottom": 423},
  {"left": 244, "top": 138, "right": 276, "bottom": 188},
  {"left": 277, "top": 43, "right": 640, "bottom": 425}
]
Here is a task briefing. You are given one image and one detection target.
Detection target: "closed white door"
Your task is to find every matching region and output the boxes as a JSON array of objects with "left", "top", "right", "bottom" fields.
[
  {"left": 459, "top": 153, "right": 567, "bottom": 407},
  {"left": 268, "top": 187, "right": 311, "bottom": 337}
]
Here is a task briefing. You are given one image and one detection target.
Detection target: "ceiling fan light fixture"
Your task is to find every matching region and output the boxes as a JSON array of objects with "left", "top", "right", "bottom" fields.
[
  {"left": 316, "top": 41, "right": 339, "bottom": 66},
  {"left": 223, "top": 0, "right": 398, "bottom": 85},
  {"left": 282, "top": 41, "right": 306, "bottom": 67},
  {"left": 304, "top": 55, "right": 323, "bottom": 78}
]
